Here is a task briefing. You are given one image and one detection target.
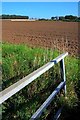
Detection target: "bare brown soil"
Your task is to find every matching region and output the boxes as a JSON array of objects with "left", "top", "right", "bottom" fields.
[{"left": 2, "top": 20, "right": 79, "bottom": 56}]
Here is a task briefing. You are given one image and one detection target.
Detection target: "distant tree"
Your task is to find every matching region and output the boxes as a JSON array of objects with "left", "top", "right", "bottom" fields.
[
  {"left": 59, "top": 15, "right": 79, "bottom": 22},
  {"left": 51, "top": 16, "right": 59, "bottom": 20},
  {"left": 59, "top": 16, "right": 65, "bottom": 21},
  {"left": 75, "top": 17, "right": 80, "bottom": 22},
  {"left": 51, "top": 17, "right": 55, "bottom": 20},
  {"left": 1, "top": 14, "right": 29, "bottom": 19},
  {"left": 78, "top": 17, "right": 80, "bottom": 21},
  {"left": 38, "top": 18, "right": 47, "bottom": 21},
  {"left": 65, "top": 15, "right": 77, "bottom": 21}
]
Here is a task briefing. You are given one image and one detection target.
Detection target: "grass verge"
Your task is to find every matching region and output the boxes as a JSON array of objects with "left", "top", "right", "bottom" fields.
[{"left": 2, "top": 42, "right": 80, "bottom": 120}]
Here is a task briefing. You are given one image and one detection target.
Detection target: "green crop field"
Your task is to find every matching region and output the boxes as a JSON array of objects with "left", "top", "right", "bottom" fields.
[{"left": 1, "top": 42, "right": 80, "bottom": 120}]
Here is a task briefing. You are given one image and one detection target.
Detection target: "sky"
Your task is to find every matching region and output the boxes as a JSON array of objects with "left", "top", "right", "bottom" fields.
[
  {"left": 1, "top": 0, "right": 80, "bottom": 2},
  {"left": 2, "top": 2, "right": 78, "bottom": 19}
]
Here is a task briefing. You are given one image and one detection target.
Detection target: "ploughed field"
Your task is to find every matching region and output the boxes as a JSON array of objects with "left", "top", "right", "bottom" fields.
[{"left": 2, "top": 20, "right": 79, "bottom": 56}]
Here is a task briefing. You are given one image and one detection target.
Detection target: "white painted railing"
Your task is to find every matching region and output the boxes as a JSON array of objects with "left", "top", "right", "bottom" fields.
[{"left": 0, "top": 52, "right": 68, "bottom": 119}]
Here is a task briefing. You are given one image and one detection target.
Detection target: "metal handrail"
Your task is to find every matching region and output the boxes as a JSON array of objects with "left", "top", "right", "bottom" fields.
[{"left": 0, "top": 52, "right": 68, "bottom": 119}]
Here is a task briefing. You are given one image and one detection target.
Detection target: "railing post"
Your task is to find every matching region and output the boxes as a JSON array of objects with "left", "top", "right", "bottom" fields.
[{"left": 60, "top": 58, "right": 66, "bottom": 95}]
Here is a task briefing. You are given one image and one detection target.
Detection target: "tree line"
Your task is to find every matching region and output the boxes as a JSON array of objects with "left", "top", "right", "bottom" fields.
[
  {"left": 0, "top": 14, "right": 80, "bottom": 22},
  {"left": 0, "top": 14, "right": 29, "bottom": 19},
  {"left": 39, "top": 15, "right": 80, "bottom": 22},
  {"left": 51, "top": 15, "right": 80, "bottom": 22}
]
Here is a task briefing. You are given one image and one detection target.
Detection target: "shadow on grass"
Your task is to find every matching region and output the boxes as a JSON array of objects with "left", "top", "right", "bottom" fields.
[{"left": 59, "top": 79, "right": 80, "bottom": 120}]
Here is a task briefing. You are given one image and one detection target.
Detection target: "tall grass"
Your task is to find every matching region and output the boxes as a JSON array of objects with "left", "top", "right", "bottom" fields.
[
  {"left": 0, "top": 42, "right": 2, "bottom": 87},
  {"left": 2, "top": 43, "right": 80, "bottom": 120},
  {"left": 0, "top": 43, "right": 2, "bottom": 64},
  {"left": 2, "top": 43, "right": 59, "bottom": 85}
]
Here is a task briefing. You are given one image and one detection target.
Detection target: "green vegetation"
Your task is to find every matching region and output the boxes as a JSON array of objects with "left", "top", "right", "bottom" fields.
[
  {"left": 0, "top": 43, "right": 2, "bottom": 64},
  {"left": 2, "top": 43, "right": 59, "bottom": 83},
  {"left": 1, "top": 43, "right": 80, "bottom": 119},
  {"left": 59, "top": 15, "right": 80, "bottom": 22},
  {"left": 0, "top": 14, "right": 29, "bottom": 19},
  {"left": 1, "top": 14, "right": 80, "bottom": 22},
  {"left": 39, "top": 15, "right": 80, "bottom": 22}
]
